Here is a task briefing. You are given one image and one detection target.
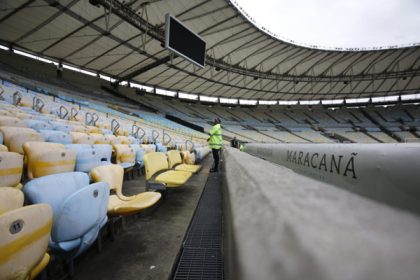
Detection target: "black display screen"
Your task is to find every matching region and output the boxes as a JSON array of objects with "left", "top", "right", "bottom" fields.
[{"left": 165, "top": 14, "right": 206, "bottom": 68}]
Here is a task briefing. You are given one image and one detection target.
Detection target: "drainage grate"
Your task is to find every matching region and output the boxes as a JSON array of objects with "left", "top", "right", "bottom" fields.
[{"left": 173, "top": 173, "right": 224, "bottom": 280}]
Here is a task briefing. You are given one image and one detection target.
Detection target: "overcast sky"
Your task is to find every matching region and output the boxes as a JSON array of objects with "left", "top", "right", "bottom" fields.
[{"left": 235, "top": 0, "right": 420, "bottom": 49}]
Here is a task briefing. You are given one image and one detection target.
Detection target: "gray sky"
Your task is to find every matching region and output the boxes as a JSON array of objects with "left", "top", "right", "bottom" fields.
[{"left": 234, "top": 0, "right": 420, "bottom": 50}]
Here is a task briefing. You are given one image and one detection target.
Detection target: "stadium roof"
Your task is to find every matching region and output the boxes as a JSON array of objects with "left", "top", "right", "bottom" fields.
[{"left": 0, "top": 0, "right": 420, "bottom": 101}]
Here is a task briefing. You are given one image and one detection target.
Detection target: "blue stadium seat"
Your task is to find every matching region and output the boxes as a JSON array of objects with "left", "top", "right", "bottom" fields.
[
  {"left": 40, "top": 129, "right": 72, "bottom": 144},
  {"left": 129, "top": 144, "right": 145, "bottom": 168},
  {"left": 65, "top": 144, "right": 111, "bottom": 173},
  {"left": 24, "top": 120, "right": 53, "bottom": 132},
  {"left": 23, "top": 172, "right": 109, "bottom": 258}
]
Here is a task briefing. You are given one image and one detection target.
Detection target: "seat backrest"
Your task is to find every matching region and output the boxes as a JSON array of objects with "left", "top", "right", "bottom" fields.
[
  {"left": 23, "top": 142, "right": 75, "bottom": 179},
  {"left": 0, "top": 204, "right": 52, "bottom": 280},
  {"left": 51, "top": 182, "right": 109, "bottom": 243},
  {"left": 90, "top": 133, "right": 106, "bottom": 144},
  {"left": 0, "top": 187, "right": 24, "bottom": 214},
  {"left": 141, "top": 144, "right": 156, "bottom": 154},
  {"left": 66, "top": 144, "right": 110, "bottom": 173},
  {"left": 93, "top": 144, "right": 112, "bottom": 163},
  {"left": 9, "top": 131, "right": 44, "bottom": 154},
  {"left": 90, "top": 164, "right": 124, "bottom": 193},
  {"left": 129, "top": 145, "right": 145, "bottom": 163},
  {"left": 0, "top": 152, "right": 23, "bottom": 187},
  {"left": 24, "top": 120, "right": 53, "bottom": 132},
  {"left": 86, "top": 126, "right": 101, "bottom": 134},
  {"left": 0, "top": 127, "right": 37, "bottom": 146},
  {"left": 24, "top": 172, "right": 89, "bottom": 217},
  {"left": 40, "top": 130, "right": 72, "bottom": 144},
  {"left": 0, "top": 144, "right": 7, "bottom": 152},
  {"left": 143, "top": 152, "right": 169, "bottom": 180},
  {"left": 113, "top": 144, "right": 135, "bottom": 164},
  {"left": 71, "top": 125, "right": 89, "bottom": 133},
  {"left": 167, "top": 150, "right": 182, "bottom": 169},
  {"left": 0, "top": 116, "right": 26, "bottom": 127},
  {"left": 156, "top": 144, "right": 167, "bottom": 153},
  {"left": 70, "top": 132, "right": 95, "bottom": 144}
]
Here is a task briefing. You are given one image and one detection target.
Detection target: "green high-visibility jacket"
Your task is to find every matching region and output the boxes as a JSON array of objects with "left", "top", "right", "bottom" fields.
[{"left": 209, "top": 123, "right": 223, "bottom": 150}]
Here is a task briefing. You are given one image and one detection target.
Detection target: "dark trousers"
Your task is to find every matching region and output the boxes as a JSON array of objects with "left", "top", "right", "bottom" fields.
[{"left": 212, "top": 149, "right": 220, "bottom": 170}]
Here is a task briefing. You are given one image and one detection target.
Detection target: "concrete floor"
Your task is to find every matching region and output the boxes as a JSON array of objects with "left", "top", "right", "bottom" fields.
[{"left": 61, "top": 157, "right": 212, "bottom": 280}]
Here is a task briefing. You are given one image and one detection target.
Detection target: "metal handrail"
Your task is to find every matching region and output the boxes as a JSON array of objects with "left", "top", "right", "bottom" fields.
[
  {"left": 92, "top": 113, "right": 99, "bottom": 126},
  {"left": 13, "top": 92, "right": 21, "bottom": 106},
  {"left": 152, "top": 129, "right": 160, "bottom": 143},
  {"left": 162, "top": 131, "right": 172, "bottom": 146},
  {"left": 185, "top": 139, "right": 195, "bottom": 151},
  {"left": 59, "top": 105, "right": 69, "bottom": 119},
  {"left": 111, "top": 119, "right": 120, "bottom": 134},
  {"left": 70, "top": 108, "right": 78, "bottom": 121},
  {"left": 85, "top": 112, "right": 93, "bottom": 126}
]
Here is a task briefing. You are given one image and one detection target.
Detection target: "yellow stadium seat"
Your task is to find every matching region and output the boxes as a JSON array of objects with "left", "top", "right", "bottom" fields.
[
  {"left": 0, "top": 145, "right": 8, "bottom": 152},
  {"left": 141, "top": 144, "right": 156, "bottom": 154},
  {"left": 0, "top": 127, "right": 44, "bottom": 154},
  {"left": 86, "top": 126, "right": 101, "bottom": 134},
  {"left": 90, "top": 133, "right": 106, "bottom": 144},
  {"left": 71, "top": 125, "right": 89, "bottom": 133},
  {"left": 0, "top": 152, "right": 23, "bottom": 189},
  {"left": 143, "top": 152, "right": 192, "bottom": 188},
  {"left": 23, "top": 142, "right": 76, "bottom": 179},
  {"left": 90, "top": 164, "right": 161, "bottom": 216},
  {"left": 0, "top": 127, "right": 35, "bottom": 145},
  {"left": 113, "top": 144, "right": 135, "bottom": 168},
  {"left": 0, "top": 204, "right": 52, "bottom": 280},
  {"left": 117, "top": 129, "right": 129, "bottom": 136},
  {"left": 0, "top": 116, "right": 26, "bottom": 127},
  {"left": 96, "top": 122, "right": 111, "bottom": 130},
  {"left": 167, "top": 150, "right": 201, "bottom": 174},
  {"left": 13, "top": 112, "right": 35, "bottom": 120},
  {"left": 0, "top": 110, "right": 14, "bottom": 117},
  {"left": 70, "top": 132, "right": 95, "bottom": 144},
  {"left": 181, "top": 150, "right": 196, "bottom": 165},
  {"left": 0, "top": 187, "right": 24, "bottom": 214}
]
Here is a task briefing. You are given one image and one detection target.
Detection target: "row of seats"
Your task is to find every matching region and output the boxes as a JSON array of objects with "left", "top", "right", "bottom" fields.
[
  {"left": 0, "top": 82, "right": 209, "bottom": 279},
  {"left": 0, "top": 147, "right": 204, "bottom": 279}
]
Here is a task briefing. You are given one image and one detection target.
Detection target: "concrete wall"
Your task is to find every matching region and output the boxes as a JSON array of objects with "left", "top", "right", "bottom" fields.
[
  {"left": 245, "top": 143, "right": 420, "bottom": 215},
  {"left": 223, "top": 147, "right": 420, "bottom": 280}
]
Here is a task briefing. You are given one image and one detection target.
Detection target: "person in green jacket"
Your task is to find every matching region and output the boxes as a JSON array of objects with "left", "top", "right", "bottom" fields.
[{"left": 208, "top": 118, "right": 222, "bottom": 172}]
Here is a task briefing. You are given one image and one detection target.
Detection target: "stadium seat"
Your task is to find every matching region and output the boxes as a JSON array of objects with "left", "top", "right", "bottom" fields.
[
  {"left": 40, "top": 129, "right": 72, "bottom": 144},
  {"left": 89, "top": 133, "right": 106, "bottom": 144},
  {"left": 143, "top": 152, "right": 192, "bottom": 189},
  {"left": 0, "top": 204, "right": 52, "bottom": 280},
  {"left": 90, "top": 164, "right": 161, "bottom": 216},
  {"left": 0, "top": 116, "right": 26, "bottom": 127},
  {"left": 141, "top": 144, "right": 156, "bottom": 153},
  {"left": 86, "top": 125, "right": 101, "bottom": 134},
  {"left": 181, "top": 150, "right": 196, "bottom": 165},
  {"left": 23, "top": 172, "right": 109, "bottom": 258},
  {"left": 23, "top": 142, "right": 76, "bottom": 179},
  {"left": 70, "top": 132, "right": 95, "bottom": 144},
  {"left": 167, "top": 150, "right": 201, "bottom": 173},
  {"left": 0, "top": 187, "right": 24, "bottom": 214},
  {"left": 113, "top": 144, "right": 135, "bottom": 169},
  {"left": 156, "top": 143, "right": 168, "bottom": 153},
  {"left": 129, "top": 144, "right": 145, "bottom": 168},
  {"left": 65, "top": 144, "right": 111, "bottom": 172},
  {"left": 0, "top": 127, "right": 44, "bottom": 154},
  {"left": 0, "top": 152, "right": 23, "bottom": 189},
  {"left": 24, "top": 120, "right": 53, "bottom": 132}
]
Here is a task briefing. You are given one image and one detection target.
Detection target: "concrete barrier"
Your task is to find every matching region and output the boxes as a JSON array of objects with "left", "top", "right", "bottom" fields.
[
  {"left": 223, "top": 147, "right": 420, "bottom": 280},
  {"left": 244, "top": 143, "right": 420, "bottom": 215}
]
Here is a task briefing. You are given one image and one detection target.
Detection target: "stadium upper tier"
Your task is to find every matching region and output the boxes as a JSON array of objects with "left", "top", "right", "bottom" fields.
[
  {"left": 0, "top": 0, "right": 419, "bottom": 101},
  {"left": 120, "top": 91, "right": 420, "bottom": 144}
]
